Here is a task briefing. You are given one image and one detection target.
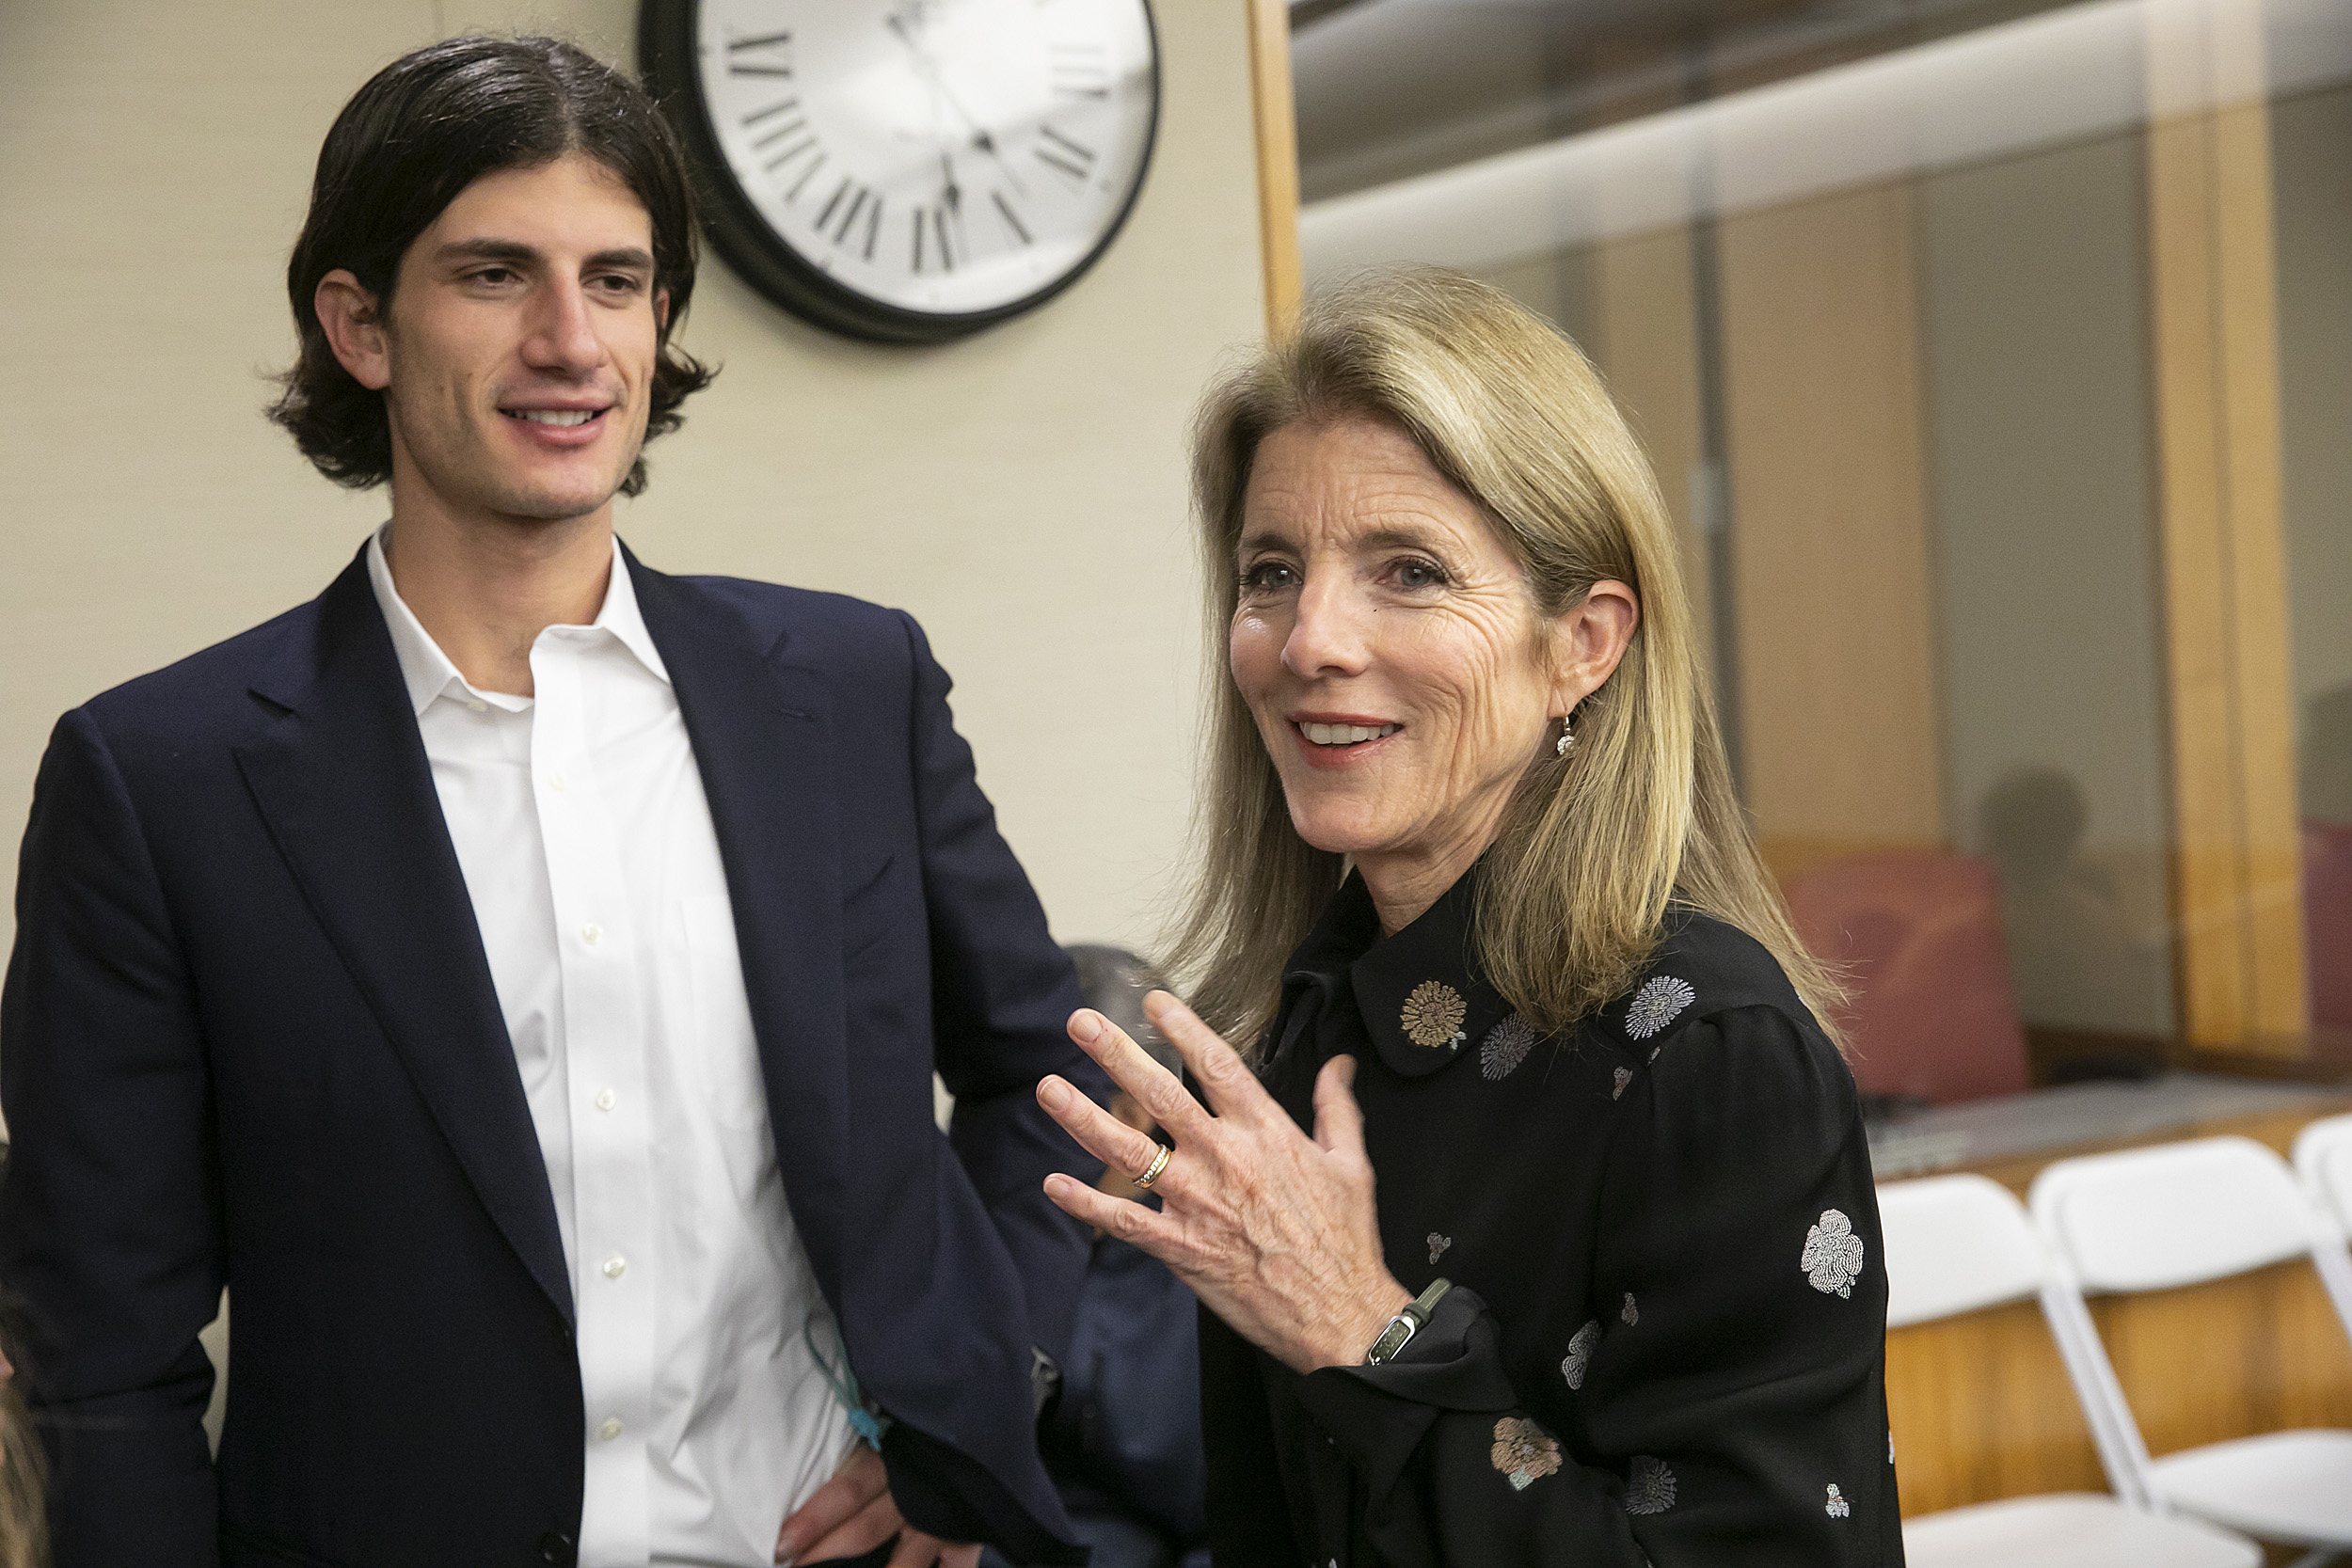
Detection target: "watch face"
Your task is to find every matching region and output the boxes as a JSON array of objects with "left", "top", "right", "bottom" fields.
[{"left": 643, "top": 0, "right": 1159, "bottom": 342}]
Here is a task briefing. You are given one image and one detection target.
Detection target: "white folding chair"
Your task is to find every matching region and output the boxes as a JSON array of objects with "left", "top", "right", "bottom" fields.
[
  {"left": 1880, "top": 1173, "right": 2260, "bottom": 1568},
  {"left": 2030, "top": 1136, "right": 2352, "bottom": 1566},
  {"left": 2296, "top": 1113, "right": 2352, "bottom": 1242}
]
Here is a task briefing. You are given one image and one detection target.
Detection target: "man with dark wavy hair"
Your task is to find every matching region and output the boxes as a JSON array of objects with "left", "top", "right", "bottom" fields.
[{"left": 0, "top": 35, "right": 1103, "bottom": 1568}]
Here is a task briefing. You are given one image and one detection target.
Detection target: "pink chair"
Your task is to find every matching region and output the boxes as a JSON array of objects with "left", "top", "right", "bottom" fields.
[
  {"left": 2305, "top": 822, "right": 2352, "bottom": 1039},
  {"left": 1783, "top": 850, "right": 2030, "bottom": 1105}
]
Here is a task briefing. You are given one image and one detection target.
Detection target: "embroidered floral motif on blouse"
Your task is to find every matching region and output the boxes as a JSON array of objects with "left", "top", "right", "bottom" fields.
[
  {"left": 1561, "top": 1319, "right": 1600, "bottom": 1390},
  {"left": 1625, "top": 975, "right": 1696, "bottom": 1040},
  {"left": 1489, "top": 1416, "right": 1563, "bottom": 1491},
  {"left": 1400, "top": 979, "right": 1469, "bottom": 1048},
  {"left": 1625, "top": 1455, "right": 1677, "bottom": 1514},
  {"left": 1612, "top": 1066, "right": 1633, "bottom": 1100},
  {"left": 1479, "top": 1013, "right": 1537, "bottom": 1080},
  {"left": 1427, "top": 1232, "right": 1452, "bottom": 1265},
  {"left": 1620, "top": 1291, "right": 1639, "bottom": 1325},
  {"left": 1801, "top": 1208, "right": 1866, "bottom": 1298},
  {"left": 1824, "top": 1483, "right": 1851, "bottom": 1518}
]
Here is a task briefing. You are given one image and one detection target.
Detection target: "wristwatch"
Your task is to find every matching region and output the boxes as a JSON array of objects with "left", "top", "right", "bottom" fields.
[{"left": 1364, "top": 1278, "right": 1453, "bottom": 1365}]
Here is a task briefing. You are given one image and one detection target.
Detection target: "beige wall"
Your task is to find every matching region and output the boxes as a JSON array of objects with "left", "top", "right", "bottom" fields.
[{"left": 0, "top": 0, "right": 1265, "bottom": 958}]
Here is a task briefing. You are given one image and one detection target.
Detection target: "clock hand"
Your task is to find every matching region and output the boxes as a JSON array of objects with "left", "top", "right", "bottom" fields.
[{"left": 886, "top": 13, "right": 1029, "bottom": 199}]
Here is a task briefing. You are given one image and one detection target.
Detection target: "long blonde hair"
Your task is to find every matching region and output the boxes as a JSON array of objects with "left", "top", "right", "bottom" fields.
[
  {"left": 0, "top": 1326, "right": 45, "bottom": 1568},
  {"left": 1165, "top": 265, "right": 1840, "bottom": 1053}
]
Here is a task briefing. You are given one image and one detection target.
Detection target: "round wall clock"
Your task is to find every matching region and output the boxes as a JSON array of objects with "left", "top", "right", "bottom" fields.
[{"left": 640, "top": 0, "right": 1160, "bottom": 344}]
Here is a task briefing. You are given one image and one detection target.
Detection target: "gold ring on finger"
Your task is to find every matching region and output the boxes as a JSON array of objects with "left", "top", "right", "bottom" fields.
[{"left": 1133, "top": 1142, "right": 1173, "bottom": 1190}]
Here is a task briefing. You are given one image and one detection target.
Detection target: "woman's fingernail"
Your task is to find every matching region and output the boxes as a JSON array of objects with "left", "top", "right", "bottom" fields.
[
  {"left": 1072, "top": 1009, "right": 1104, "bottom": 1042},
  {"left": 1040, "top": 1077, "right": 1071, "bottom": 1110}
]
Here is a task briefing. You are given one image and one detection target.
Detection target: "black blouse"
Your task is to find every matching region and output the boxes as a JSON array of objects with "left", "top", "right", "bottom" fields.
[{"left": 1200, "top": 868, "right": 1903, "bottom": 1567}]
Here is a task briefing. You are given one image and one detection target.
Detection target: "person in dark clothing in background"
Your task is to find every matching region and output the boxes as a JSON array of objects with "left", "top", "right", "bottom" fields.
[{"left": 981, "top": 947, "right": 1210, "bottom": 1568}]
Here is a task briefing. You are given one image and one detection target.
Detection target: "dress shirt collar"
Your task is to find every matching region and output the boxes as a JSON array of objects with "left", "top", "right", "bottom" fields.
[
  {"left": 1279, "top": 862, "right": 1513, "bottom": 1081},
  {"left": 365, "top": 522, "right": 671, "bottom": 717}
]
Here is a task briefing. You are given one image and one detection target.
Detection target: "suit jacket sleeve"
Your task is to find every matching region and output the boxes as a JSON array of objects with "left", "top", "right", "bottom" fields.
[
  {"left": 0, "top": 709, "right": 223, "bottom": 1566},
  {"left": 892, "top": 610, "right": 1110, "bottom": 1370}
]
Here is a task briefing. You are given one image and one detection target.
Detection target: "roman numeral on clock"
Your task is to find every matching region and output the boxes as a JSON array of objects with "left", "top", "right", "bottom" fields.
[
  {"left": 1049, "top": 42, "right": 1111, "bottom": 100},
  {"left": 993, "top": 190, "right": 1032, "bottom": 246},
  {"left": 725, "top": 30, "right": 794, "bottom": 77},
  {"left": 820, "top": 184, "right": 881, "bottom": 259},
  {"left": 911, "top": 206, "right": 957, "bottom": 274},
  {"left": 817, "top": 178, "right": 872, "bottom": 240},
  {"left": 1035, "top": 125, "right": 1097, "bottom": 185},
  {"left": 742, "top": 99, "right": 818, "bottom": 174},
  {"left": 784, "top": 152, "right": 828, "bottom": 203}
]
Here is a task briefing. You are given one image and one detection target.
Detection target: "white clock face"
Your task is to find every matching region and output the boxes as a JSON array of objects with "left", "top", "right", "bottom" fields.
[{"left": 691, "top": 0, "right": 1157, "bottom": 319}]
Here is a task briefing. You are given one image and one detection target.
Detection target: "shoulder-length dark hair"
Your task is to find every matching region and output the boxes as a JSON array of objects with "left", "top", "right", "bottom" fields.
[{"left": 267, "top": 35, "right": 714, "bottom": 497}]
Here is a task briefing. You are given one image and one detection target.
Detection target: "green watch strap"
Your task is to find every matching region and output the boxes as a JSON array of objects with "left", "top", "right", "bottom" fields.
[{"left": 1364, "top": 1276, "right": 1453, "bottom": 1365}]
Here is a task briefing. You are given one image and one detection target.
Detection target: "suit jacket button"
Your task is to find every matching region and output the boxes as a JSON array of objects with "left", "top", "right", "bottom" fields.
[{"left": 537, "top": 1530, "right": 576, "bottom": 1565}]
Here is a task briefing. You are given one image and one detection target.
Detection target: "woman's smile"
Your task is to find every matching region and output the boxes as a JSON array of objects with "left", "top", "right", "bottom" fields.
[{"left": 1289, "top": 712, "right": 1405, "bottom": 768}]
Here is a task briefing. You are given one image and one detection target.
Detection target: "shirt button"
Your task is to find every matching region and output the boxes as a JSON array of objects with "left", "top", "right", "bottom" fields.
[
  {"left": 597, "top": 1417, "right": 623, "bottom": 1442},
  {"left": 594, "top": 1087, "right": 617, "bottom": 1112},
  {"left": 548, "top": 771, "right": 567, "bottom": 792},
  {"left": 603, "top": 1255, "right": 627, "bottom": 1279},
  {"left": 467, "top": 699, "right": 488, "bottom": 714},
  {"left": 580, "top": 924, "right": 602, "bottom": 946}
]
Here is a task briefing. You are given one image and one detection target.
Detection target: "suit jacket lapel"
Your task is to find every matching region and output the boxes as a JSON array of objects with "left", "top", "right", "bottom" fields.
[
  {"left": 233, "top": 550, "right": 573, "bottom": 1325},
  {"left": 627, "top": 552, "right": 851, "bottom": 1283}
]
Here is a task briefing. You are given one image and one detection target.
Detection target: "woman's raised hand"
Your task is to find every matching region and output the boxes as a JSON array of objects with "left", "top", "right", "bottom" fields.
[{"left": 1036, "top": 994, "right": 1411, "bottom": 1373}]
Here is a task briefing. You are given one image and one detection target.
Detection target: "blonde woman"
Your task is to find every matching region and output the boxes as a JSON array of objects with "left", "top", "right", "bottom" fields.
[
  {"left": 1033, "top": 268, "right": 1898, "bottom": 1565},
  {"left": 0, "top": 1307, "right": 46, "bottom": 1568}
]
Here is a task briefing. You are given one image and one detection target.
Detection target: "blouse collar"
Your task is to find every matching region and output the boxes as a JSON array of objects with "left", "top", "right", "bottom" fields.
[{"left": 1283, "top": 863, "right": 1515, "bottom": 1081}]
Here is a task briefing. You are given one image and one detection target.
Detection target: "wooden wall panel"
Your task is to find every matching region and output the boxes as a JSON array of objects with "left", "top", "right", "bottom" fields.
[
  {"left": 1888, "top": 1262, "right": 2352, "bottom": 1518},
  {"left": 1247, "top": 0, "right": 1302, "bottom": 337},
  {"left": 2145, "top": 3, "right": 2309, "bottom": 1051},
  {"left": 2100, "top": 1260, "right": 2352, "bottom": 1458},
  {"left": 1589, "top": 226, "right": 1718, "bottom": 689},
  {"left": 1883, "top": 1102, "right": 2352, "bottom": 1519},
  {"left": 1718, "top": 183, "right": 1945, "bottom": 880},
  {"left": 1885, "top": 1298, "right": 2106, "bottom": 1515}
]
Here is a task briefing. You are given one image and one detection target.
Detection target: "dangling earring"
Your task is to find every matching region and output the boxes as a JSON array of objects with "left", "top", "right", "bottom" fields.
[{"left": 1556, "top": 717, "right": 1575, "bottom": 758}]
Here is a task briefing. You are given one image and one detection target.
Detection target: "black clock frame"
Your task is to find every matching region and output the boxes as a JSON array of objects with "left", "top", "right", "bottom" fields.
[{"left": 639, "top": 0, "right": 1161, "bottom": 345}]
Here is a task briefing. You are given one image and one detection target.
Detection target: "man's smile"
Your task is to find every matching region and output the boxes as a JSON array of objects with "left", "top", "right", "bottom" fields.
[{"left": 497, "top": 400, "right": 614, "bottom": 446}]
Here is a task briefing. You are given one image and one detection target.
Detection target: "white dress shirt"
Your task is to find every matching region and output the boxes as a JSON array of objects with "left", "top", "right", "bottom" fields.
[{"left": 367, "top": 529, "right": 856, "bottom": 1568}]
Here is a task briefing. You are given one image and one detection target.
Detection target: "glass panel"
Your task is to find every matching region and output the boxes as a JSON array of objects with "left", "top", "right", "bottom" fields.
[
  {"left": 1915, "top": 131, "right": 2176, "bottom": 1044},
  {"left": 2275, "top": 80, "right": 2352, "bottom": 1047},
  {"left": 1295, "top": 0, "right": 2352, "bottom": 1133}
]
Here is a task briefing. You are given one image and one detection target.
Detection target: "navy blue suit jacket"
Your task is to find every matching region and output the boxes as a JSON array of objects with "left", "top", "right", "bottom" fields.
[{"left": 0, "top": 544, "right": 1109, "bottom": 1566}]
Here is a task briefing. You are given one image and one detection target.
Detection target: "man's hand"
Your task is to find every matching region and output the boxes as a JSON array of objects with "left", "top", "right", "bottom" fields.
[{"left": 775, "top": 1443, "right": 981, "bottom": 1567}]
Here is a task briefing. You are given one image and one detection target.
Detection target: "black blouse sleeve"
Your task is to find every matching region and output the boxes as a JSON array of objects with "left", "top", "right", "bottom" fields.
[
  {"left": 1294, "top": 1286, "right": 1649, "bottom": 1565},
  {"left": 1289, "top": 1004, "right": 1900, "bottom": 1567}
]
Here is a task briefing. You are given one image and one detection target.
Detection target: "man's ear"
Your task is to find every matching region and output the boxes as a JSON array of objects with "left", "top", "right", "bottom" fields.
[
  {"left": 313, "top": 269, "right": 391, "bottom": 391},
  {"left": 654, "top": 288, "right": 671, "bottom": 337}
]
